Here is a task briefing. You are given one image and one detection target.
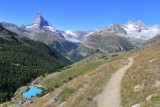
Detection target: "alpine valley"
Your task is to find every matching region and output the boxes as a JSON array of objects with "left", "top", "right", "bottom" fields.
[{"left": 1, "top": 13, "right": 160, "bottom": 107}]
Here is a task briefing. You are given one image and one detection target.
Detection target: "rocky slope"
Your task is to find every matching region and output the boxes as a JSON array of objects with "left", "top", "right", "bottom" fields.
[
  {"left": 17, "top": 34, "right": 160, "bottom": 107},
  {"left": 83, "top": 33, "right": 133, "bottom": 52},
  {"left": 63, "top": 20, "right": 160, "bottom": 61}
]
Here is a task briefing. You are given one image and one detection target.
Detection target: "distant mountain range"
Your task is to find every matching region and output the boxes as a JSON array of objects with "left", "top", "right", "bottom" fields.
[{"left": 1, "top": 13, "right": 160, "bottom": 61}]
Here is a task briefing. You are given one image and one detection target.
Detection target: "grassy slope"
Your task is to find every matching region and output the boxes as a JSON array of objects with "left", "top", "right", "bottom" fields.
[
  {"left": 84, "top": 33, "right": 133, "bottom": 52},
  {"left": 22, "top": 52, "right": 128, "bottom": 107},
  {"left": 5, "top": 36, "right": 160, "bottom": 107},
  {"left": 62, "top": 54, "right": 127, "bottom": 107},
  {"left": 60, "top": 39, "right": 160, "bottom": 107},
  {"left": 33, "top": 53, "right": 110, "bottom": 89},
  {"left": 52, "top": 39, "right": 160, "bottom": 107},
  {"left": 121, "top": 41, "right": 160, "bottom": 106},
  {"left": 8, "top": 41, "right": 160, "bottom": 107}
]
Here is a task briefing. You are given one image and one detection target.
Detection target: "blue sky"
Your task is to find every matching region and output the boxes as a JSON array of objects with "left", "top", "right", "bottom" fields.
[{"left": 0, "top": 0, "right": 160, "bottom": 30}]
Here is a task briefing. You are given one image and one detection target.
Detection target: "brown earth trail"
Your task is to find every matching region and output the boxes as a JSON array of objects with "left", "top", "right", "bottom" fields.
[{"left": 97, "top": 58, "right": 133, "bottom": 107}]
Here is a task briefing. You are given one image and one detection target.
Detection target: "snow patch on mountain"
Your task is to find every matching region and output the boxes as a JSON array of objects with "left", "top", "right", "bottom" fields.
[
  {"left": 65, "top": 30, "right": 76, "bottom": 36},
  {"left": 122, "top": 20, "right": 160, "bottom": 40},
  {"left": 125, "top": 23, "right": 137, "bottom": 31},
  {"left": 43, "top": 25, "right": 57, "bottom": 32},
  {"left": 60, "top": 30, "right": 80, "bottom": 43},
  {"left": 26, "top": 24, "right": 38, "bottom": 29},
  {"left": 60, "top": 30, "right": 94, "bottom": 43}
]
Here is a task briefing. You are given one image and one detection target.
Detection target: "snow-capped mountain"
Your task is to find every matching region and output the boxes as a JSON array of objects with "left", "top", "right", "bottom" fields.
[
  {"left": 122, "top": 20, "right": 160, "bottom": 40},
  {"left": 22, "top": 12, "right": 64, "bottom": 39},
  {"left": 1, "top": 15, "right": 160, "bottom": 43},
  {"left": 123, "top": 20, "right": 147, "bottom": 31},
  {"left": 79, "top": 20, "right": 160, "bottom": 57},
  {"left": 22, "top": 13, "right": 79, "bottom": 55},
  {"left": 60, "top": 30, "right": 93, "bottom": 43},
  {"left": 1, "top": 13, "right": 160, "bottom": 62},
  {"left": 94, "top": 24, "right": 127, "bottom": 35},
  {"left": 93, "top": 20, "right": 160, "bottom": 41},
  {"left": 25, "top": 12, "right": 53, "bottom": 29},
  {"left": 23, "top": 13, "right": 92, "bottom": 43},
  {"left": 60, "top": 20, "right": 160, "bottom": 43},
  {"left": 0, "top": 13, "right": 64, "bottom": 39},
  {"left": 32, "top": 12, "right": 50, "bottom": 27},
  {"left": 0, "top": 13, "right": 79, "bottom": 60}
]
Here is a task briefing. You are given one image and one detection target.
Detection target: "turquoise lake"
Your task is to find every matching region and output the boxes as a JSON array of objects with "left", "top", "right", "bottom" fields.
[{"left": 22, "top": 86, "right": 42, "bottom": 98}]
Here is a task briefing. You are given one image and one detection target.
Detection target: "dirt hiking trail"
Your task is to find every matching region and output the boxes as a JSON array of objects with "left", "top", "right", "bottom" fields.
[{"left": 97, "top": 58, "right": 133, "bottom": 107}]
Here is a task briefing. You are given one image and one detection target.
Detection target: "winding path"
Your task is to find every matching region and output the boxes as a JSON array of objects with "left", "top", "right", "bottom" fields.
[{"left": 97, "top": 58, "right": 133, "bottom": 107}]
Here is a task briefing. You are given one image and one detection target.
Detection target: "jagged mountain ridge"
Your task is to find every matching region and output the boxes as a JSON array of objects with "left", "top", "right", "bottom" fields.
[
  {"left": 63, "top": 20, "right": 160, "bottom": 61},
  {"left": 122, "top": 20, "right": 160, "bottom": 40},
  {"left": 22, "top": 12, "right": 64, "bottom": 39},
  {"left": 1, "top": 13, "right": 160, "bottom": 61},
  {"left": 2, "top": 13, "right": 78, "bottom": 58},
  {"left": 95, "top": 20, "right": 160, "bottom": 41},
  {"left": 1, "top": 17, "right": 160, "bottom": 43}
]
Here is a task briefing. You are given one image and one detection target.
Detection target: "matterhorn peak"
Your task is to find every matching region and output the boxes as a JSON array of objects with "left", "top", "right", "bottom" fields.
[{"left": 32, "top": 12, "right": 49, "bottom": 27}]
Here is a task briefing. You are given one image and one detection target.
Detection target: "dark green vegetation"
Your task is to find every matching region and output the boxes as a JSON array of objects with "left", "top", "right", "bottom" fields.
[
  {"left": 0, "top": 25, "right": 70, "bottom": 103},
  {"left": 29, "top": 53, "right": 126, "bottom": 107}
]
